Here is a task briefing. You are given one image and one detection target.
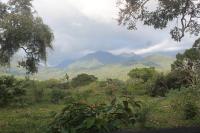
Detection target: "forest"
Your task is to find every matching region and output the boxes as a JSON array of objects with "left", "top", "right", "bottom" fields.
[{"left": 1, "top": 0, "right": 200, "bottom": 133}]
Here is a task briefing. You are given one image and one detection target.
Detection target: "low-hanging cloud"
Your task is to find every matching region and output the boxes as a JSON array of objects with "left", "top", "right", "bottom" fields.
[{"left": 32, "top": 0, "right": 195, "bottom": 65}]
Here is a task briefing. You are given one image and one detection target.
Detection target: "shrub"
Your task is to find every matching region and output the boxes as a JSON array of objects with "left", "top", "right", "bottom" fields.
[
  {"left": 33, "top": 88, "right": 44, "bottom": 103},
  {"left": 126, "top": 78, "right": 146, "bottom": 95},
  {"left": 0, "top": 76, "right": 26, "bottom": 107},
  {"left": 170, "top": 86, "right": 200, "bottom": 120},
  {"left": 127, "top": 68, "right": 168, "bottom": 97},
  {"left": 101, "top": 79, "right": 126, "bottom": 97},
  {"left": 135, "top": 105, "right": 150, "bottom": 128},
  {"left": 166, "top": 70, "right": 193, "bottom": 90},
  {"left": 50, "top": 90, "right": 65, "bottom": 104},
  {"left": 49, "top": 97, "right": 142, "bottom": 133},
  {"left": 183, "top": 101, "right": 198, "bottom": 120},
  {"left": 128, "top": 67, "right": 157, "bottom": 82},
  {"left": 71, "top": 74, "right": 97, "bottom": 88},
  {"left": 146, "top": 73, "right": 168, "bottom": 97},
  {"left": 43, "top": 79, "right": 70, "bottom": 90}
]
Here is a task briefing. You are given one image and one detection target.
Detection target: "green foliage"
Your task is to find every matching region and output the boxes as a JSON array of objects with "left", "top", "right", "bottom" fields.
[
  {"left": 118, "top": 0, "right": 200, "bottom": 42},
  {"left": 166, "top": 70, "right": 193, "bottom": 89},
  {"left": 50, "top": 90, "right": 65, "bottom": 104},
  {"left": 128, "top": 67, "right": 157, "bottom": 82},
  {"left": 99, "top": 79, "right": 126, "bottom": 97},
  {"left": 127, "top": 68, "right": 168, "bottom": 97},
  {"left": 71, "top": 73, "right": 97, "bottom": 88},
  {"left": 49, "top": 97, "right": 141, "bottom": 133},
  {"left": 65, "top": 73, "right": 69, "bottom": 81},
  {"left": 99, "top": 79, "right": 126, "bottom": 88},
  {"left": 135, "top": 105, "right": 150, "bottom": 128},
  {"left": 33, "top": 88, "right": 44, "bottom": 103},
  {"left": 0, "top": 0, "right": 54, "bottom": 74},
  {"left": 183, "top": 101, "right": 198, "bottom": 120},
  {"left": 146, "top": 73, "right": 168, "bottom": 97},
  {"left": 172, "top": 48, "right": 200, "bottom": 70},
  {"left": 171, "top": 86, "right": 200, "bottom": 120},
  {"left": 170, "top": 47, "right": 200, "bottom": 88},
  {"left": 43, "top": 79, "right": 70, "bottom": 90},
  {"left": 0, "top": 76, "right": 26, "bottom": 107}
]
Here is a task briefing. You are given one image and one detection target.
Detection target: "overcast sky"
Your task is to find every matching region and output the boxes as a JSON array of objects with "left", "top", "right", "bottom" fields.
[{"left": 32, "top": 0, "right": 195, "bottom": 65}]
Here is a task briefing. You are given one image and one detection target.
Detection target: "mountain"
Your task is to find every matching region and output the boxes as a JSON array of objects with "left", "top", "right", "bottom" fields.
[
  {"left": 68, "top": 58, "right": 104, "bottom": 70},
  {"left": 56, "top": 51, "right": 176, "bottom": 70},
  {"left": 56, "top": 59, "right": 74, "bottom": 68},
  {"left": 80, "top": 51, "right": 122, "bottom": 64},
  {"left": 57, "top": 51, "right": 122, "bottom": 68},
  {"left": 66, "top": 51, "right": 143, "bottom": 70},
  {"left": 143, "top": 54, "right": 176, "bottom": 70},
  {"left": 1, "top": 51, "right": 176, "bottom": 80}
]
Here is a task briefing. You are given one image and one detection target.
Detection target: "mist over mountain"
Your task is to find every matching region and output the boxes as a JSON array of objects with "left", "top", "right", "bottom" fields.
[
  {"left": 1, "top": 50, "right": 177, "bottom": 80},
  {"left": 56, "top": 50, "right": 175, "bottom": 69},
  {"left": 57, "top": 51, "right": 135, "bottom": 68}
]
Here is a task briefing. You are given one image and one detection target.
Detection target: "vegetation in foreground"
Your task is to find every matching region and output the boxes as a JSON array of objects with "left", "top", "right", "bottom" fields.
[
  {"left": 1, "top": 0, "right": 200, "bottom": 133},
  {"left": 1, "top": 44, "right": 200, "bottom": 133}
]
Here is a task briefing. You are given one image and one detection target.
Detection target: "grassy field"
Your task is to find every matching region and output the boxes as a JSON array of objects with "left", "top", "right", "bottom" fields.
[{"left": 0, "top": 81, "right": 200, "bottom": 133}]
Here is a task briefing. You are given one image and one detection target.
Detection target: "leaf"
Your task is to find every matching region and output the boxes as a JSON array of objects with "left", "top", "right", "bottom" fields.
[
  {"left": 123, "top": 101, "right": 129, "bottom": 110},
  {"left": 85, "top": 117, "right": 95, "bottom": 129},
  {"left": 61, "top": 128, "right": 69, "bottom": 133},
  {"left": 111, "top": 97, "right": 116, "bottom": 105},
  {"left": 70, "top": 128, "right": 76, "bottom": 133}
]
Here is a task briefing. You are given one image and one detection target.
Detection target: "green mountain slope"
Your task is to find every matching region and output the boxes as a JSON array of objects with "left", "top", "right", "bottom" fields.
[
  {"left": 143, "top": 54, "right": 175, "bottom": 70},
  {"left": 0, "top": 54, "right": 175, "bottom": 80}
]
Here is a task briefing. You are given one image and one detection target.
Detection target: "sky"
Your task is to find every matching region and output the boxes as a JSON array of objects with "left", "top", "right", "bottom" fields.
[{"left": 32, "top": 0, "right": 195, "bottom": 65}]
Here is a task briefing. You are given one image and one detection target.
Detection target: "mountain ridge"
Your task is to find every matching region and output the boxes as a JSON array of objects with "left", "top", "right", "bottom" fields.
[
  {"left": 57, "top": 51, "right": 175, "bottom": 70},
  {"left": 1, "top": 51, "right": 176, "bottom": 80}
]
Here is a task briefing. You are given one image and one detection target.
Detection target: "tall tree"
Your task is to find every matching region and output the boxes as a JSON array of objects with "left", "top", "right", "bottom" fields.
[
  {"left": 118, "top": 0, "right": 200, "bottom": 42},
  {"left": 171, "top": 41, "right": 200, "bottom": 85},
  {"left": 0, "top": 0, "right": 54, "bottom": 74}
]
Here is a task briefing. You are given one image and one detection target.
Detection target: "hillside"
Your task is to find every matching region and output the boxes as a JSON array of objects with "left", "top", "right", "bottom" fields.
[
  {"left": 143, "top": 54, "right": 176, "bottom": 70},
  {"left": 0, "top": 51, "right": 175, "bottom": 80}
]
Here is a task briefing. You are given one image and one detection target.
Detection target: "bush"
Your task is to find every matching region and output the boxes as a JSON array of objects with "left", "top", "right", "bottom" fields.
[
  {"left": 126, "top": 78, "right": 146, "bottom": 95},
  {"left": 183, "top": 101, "right": 198, "bottom": 120},
  {"left": 99, "top": 79, "right": 125, "bottom": 89},
  {"left": 127, "top": 68, "right": 168, "bottom": 97},
  {"left": 128, "top": 67, "right": 157, "bottom": 82},
  {"left": 146, "top": 73, "right": 168, "bottom": 97},
  {"left": 166, "top": 70, "right": 193, "bottom": 90},
  {"left": 135, "top": 105, "right": 150, "bottom": 128},
  {"left": 49, "top": 97, "right": 142, "bottom": 133},
  {"left": 50, "top": 90, "right": 65, "bottom": 104},
  {"left": 33, "top": 88, "right": 44, "bottom": 103},
  {"left": 43, "top": 79, "right": 70, "bottom": 90},
  {"left": 71, "top": 74, "right": 97, "bottom": 88},
  {"left": 0, "top": 76, "right": 26, "bottom": 107},
  {"left": 170, "top": 86, "right": 200, "bottom": 120}
]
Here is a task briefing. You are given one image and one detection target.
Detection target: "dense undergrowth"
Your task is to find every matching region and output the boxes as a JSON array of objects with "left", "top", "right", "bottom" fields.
[
  {"left": 1, "top": 46, "right": 200, "bottom": 133},
  {"left": 0, "top": 73, "right": 200, "bottom": 133}
]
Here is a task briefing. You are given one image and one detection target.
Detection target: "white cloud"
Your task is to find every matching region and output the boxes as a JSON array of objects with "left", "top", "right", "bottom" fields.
[
  {"left": 33, "top": 0, "right": 118, "bottom": 23},
  {"left": 110, "top": 40, "right": 189, "bottom": 55},
  {"left": 30, "top": 0, "right": 194, "bottom": 64},
  {"left": 67, "top": 0, "right": 118, "bottom": 22},
  {"left": 134, "top": 40, "right": 178, "bottom": 54}
]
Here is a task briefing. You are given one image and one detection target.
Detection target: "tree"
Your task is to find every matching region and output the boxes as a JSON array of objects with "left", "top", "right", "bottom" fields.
[
  {"left": 71, "top": 74, "right": 98, "bottom": 88},
  {"left": 128, "top": 67, "right": 157, "bottom": 82},
  {"left": 0, "top": 0, "right": 54, "bottom": 74},
  {"left": 171, "top": 43, "right": 200, "bottom": 86},
  {"left": 146, "top": 73, "right": 168, "bottom": 97},
  {"left": 118, "top": 0, "right": 200, "bottom": 42},
  {"left": 0, "top": 76, "right": 26, "bottom": 107},
  {"left": 65, "top": 73, "right": 69, "bottom": 82}
]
